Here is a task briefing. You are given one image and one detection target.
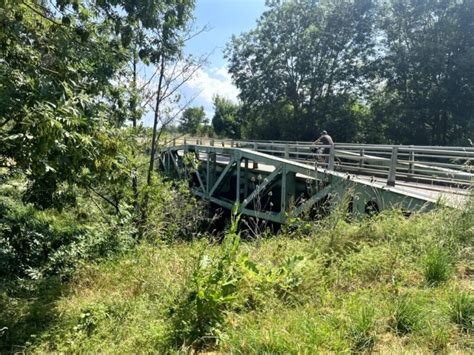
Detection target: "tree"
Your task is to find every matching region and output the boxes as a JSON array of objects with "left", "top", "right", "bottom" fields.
[
  {"left": 374, "top": 0, "right": 474, "bottom": 145},
  {"left": 226, "top": 0, "right": 376, "bottom": 142},
  {"left": 0, "top": 1, "right": 129, "bottom": 209},
  {"left": 179, "top": 106, "right": 207, "bottom": 134},
  {"left": 211, "top": 96, "right": 241, "bottom": 138}
]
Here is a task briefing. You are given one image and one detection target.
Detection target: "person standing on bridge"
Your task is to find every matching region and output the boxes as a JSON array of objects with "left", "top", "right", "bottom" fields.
[{"left": 312, "top": 130, "right": 334, "bottom": 165}]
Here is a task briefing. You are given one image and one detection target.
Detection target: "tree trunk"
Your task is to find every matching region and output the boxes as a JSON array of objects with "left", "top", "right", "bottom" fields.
[
  {"left": 147, "top": 55, "right": 166, "bottom": 186},
  {"left": 131, "top": 49, "right": 139, "bottom": 211}
]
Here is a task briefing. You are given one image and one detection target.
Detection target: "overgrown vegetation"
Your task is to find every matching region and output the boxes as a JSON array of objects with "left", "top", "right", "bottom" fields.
[{"left": 1, "top": 194, "right": 471, "bottom": 353}]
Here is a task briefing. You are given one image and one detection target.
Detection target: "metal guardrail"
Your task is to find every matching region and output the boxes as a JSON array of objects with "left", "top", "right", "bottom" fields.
[{"left": 164, "top": 136, "right": 473, "bottom": 192}]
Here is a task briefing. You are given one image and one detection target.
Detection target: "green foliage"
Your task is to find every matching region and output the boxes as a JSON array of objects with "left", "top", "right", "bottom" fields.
[
  {"left": 1, "top": 201, "right": 470, "bottom": 353},
  {"left": 179, "top": 106, "right": 208, "bottom": 135},
  {"left": 171, "top": 212, "right": 243, "bottom": 348},
  {"left": 0, "top": 192, "right": 134, "bottom": 281},
  {"left": 226, "top": 0, "right": 474, "bottom": 144},
  {"left": 141, "top": 178, "right": 209, "bottom": 242},
  {"left": 211, "top": 95, "right": 241, "bottom": 139},
  {"left": 375, "top": 0, "right": 474, "bottom": 145},
  {"left": 226, "top": 0, "right": 377, "bottom": 141},
  {"left": 423, "top": 247, "right": 453, "bottom": 286}
]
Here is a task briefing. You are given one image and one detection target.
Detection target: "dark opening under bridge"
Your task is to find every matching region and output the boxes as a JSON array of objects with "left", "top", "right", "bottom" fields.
[{"left": 158, "top": 138, "right": 473, "bottom": 224}]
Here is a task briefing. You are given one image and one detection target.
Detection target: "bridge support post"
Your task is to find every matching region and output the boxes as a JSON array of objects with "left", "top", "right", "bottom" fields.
[
  {"left": 387, "top": 146, "right": 398, "bottom": 186},
  {"left": 206, "top": 149, "right": 210, "bottom": 195},
  {"left": 210, "top": 152, "right": 217, "bottom": 192}
]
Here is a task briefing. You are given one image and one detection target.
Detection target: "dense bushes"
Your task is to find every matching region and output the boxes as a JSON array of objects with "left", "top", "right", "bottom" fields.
[{"left": 0, "top": 194, "right": 133, "bottom": 281}]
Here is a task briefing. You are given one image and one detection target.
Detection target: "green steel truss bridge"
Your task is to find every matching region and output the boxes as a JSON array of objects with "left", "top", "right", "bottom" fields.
[{"left": 158, "top": 137, "right": 473, "bottom": 224}]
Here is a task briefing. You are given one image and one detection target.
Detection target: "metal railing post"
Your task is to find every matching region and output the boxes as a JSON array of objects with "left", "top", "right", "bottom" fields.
[
  {"left": 231, "top": 140, "right": 234, "bottom": 147},
  {"left": 253, "top": 142, "right": 258, "bottom": 169},
  {"left": 409, "top": 146, "right": 415, "bottom": 174},
  {"left": 387, "top": 146, "right": 398, "bottom": 186},
  {"left": 328, "top": 145, "right": 335, "bottom": 171},
  {"left": 284, "top": 144, "right": 289, "bottom": 159},
  {"left": 359, "top": 148, "right": 365, "bottom": 168}
]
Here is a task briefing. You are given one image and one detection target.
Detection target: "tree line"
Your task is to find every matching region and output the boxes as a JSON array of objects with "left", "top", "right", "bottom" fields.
[{"left": 178, "top": 0, "right": 474, "bottom": 146}]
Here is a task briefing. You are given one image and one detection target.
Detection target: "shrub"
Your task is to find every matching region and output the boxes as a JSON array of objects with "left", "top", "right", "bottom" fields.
[
  {"left": 0, "top": 197, "right": 134, "bottom": 281},
  {"left": 423, "top": 247, "right": 452, "bottom": 286}
]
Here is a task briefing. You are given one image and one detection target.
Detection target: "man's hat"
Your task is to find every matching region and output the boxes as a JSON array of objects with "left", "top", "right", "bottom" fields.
[{"left": 321, "top": 130, "right": 328, "bottom": 135}]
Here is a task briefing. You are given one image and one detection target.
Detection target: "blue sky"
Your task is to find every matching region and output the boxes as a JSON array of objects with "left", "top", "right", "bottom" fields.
[
  {"left": 185, "top": 0, "right": 266, "bottom": 68},
  {"left": 142, "top": 0, "right": 267, "bottom": 126},
  {"left": 166, "top": 0, "right": 267, "bottom": 124}
]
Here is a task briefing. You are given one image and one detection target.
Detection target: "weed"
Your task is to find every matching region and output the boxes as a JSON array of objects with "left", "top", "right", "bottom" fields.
[
  {"left": 390, "top": 295, "right": 421, "bottom": 335},
  {"left": 449, "top": 291, "right": 473, "bottom": 332},
  {"left": 423, "top": 247, "right": 452, "bottom": 286},
  {"left": 170, "top": 208, "right": 244, "bottom": 348},
  {"left": 348, "top": 305, "right": 377, "bottom": 352}
]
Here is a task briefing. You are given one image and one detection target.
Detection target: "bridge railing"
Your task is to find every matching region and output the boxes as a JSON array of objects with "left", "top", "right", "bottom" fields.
[{"left": 164, "top": 136, "right": 473, "bottom": 190}]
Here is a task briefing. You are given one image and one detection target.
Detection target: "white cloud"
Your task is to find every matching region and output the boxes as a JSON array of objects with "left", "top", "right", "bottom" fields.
[{"left": 185, "top": 66, "right": 239, "bottom": 105}]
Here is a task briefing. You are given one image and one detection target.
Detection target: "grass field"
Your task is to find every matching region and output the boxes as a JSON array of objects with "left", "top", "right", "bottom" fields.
[{"left": 1, "top": 197, "right": 472, "bottom": 353}]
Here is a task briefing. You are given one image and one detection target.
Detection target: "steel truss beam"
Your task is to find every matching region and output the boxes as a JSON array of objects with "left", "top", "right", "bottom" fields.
[{"left": 160, "top": 144, "right": 439, "bottom": 224}]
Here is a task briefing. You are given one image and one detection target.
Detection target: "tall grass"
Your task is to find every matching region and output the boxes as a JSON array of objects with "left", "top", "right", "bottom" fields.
[
  {"left": 1, "top": 195, "right": 472, "bottom": 353},
  {"left": 423, "top": 247, "right": 453, "bottom": 286}
]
